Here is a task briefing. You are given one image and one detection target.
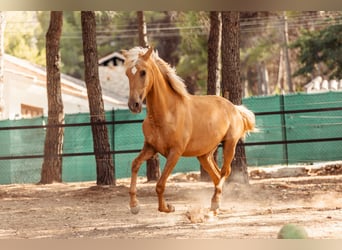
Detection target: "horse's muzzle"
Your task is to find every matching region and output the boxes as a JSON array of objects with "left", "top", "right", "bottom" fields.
[{"left": 128, "top": 98, "right": 142, "bottom": 113}]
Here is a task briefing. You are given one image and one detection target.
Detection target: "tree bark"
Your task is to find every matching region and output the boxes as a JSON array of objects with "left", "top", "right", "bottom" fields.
[
  {"left": 283, "top": 11, "right": 294, "bottom": 93},
  {"left": 201, "top": 11, "right": 221, "bottom": 181},
  {"left": 136, "top": 11, "right": 160, "bottom": 182},
  {"left": 81, "top": 11, "right": 115, "bottom": 185},
  {"left": 137, "top": 11, "right": 148, "bottom": 48},
  {"left": 146, "top": 154, "right": 160, "bottom": 181},
  {"left": 276, "top": 48, "right": 284, "bottom": 92},
  {"left": 40, "top": 11, "right": 64, "bottom": 184},
  {"left": 207, "top": 11, "right": 221, "bottom": 96},
  {"left": 221, "top": 11, "right": 249, "bottom": 184}
]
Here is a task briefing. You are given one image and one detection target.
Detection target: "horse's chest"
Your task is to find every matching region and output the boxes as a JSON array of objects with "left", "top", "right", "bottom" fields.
[{"left": 143, "top": 120, "right": 176, "bottom": 155}]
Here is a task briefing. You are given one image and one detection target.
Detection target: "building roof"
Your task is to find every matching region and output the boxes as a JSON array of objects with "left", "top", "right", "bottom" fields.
[
  {"left": 98, "top": 51, "right": 125, "bottom": 66},
  {"left": 4, "top": 54, "right": 127, "bottom": 109}
]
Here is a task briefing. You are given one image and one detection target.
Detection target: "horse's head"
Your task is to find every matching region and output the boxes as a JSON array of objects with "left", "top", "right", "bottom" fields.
[{"left": 122, "top": 46, "right": 154, "bottom": 113}]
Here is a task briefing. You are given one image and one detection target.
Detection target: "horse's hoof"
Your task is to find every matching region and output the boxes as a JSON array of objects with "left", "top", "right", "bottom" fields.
[
  {"left": 159, "top": 204, "right": 175, "bottom": 213},
  {"left": 130, "top": 205, "right": 140, "bottom": 214},
  {"left": 167, "top": 203, "right": 175, "bottom": 212},
  {"left": 210, "top": 201, "right": 220, "bottom": 211}
]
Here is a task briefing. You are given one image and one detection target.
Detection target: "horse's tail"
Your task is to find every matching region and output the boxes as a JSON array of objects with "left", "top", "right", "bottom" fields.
[{"left": 236, "top": 105, "right": 258, "bottom": 137}]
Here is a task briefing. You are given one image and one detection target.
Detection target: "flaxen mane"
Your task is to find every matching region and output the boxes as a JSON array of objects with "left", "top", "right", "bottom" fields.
[
  {"left": 154, "top": 56, "right": 190, "bottom": 99},
  {"left": 123, "top": 46, "right": 148, "bottom": 69},
  {"left": 124, "top": 46, "right": 190, "bottom": 99}
]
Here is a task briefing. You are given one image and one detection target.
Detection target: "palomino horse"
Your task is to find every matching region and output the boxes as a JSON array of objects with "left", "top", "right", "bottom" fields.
[{"left": 122, "top": 46, "right": 256, "bottom": 214}]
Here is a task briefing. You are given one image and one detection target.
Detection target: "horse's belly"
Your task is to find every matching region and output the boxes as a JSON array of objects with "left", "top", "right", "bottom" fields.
[
  {"left": 182, "top": 136, "right": 222, "bottom": 156},
  {"left": 182, "top": 125, "right": 227, "bottom": 156},
  {"left": 182, "top": 143, "right": 219, "bottom": 157}
]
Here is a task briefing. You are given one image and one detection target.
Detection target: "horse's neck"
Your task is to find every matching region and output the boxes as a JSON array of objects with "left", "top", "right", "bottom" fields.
[{"left": 146, "top": 72, "right": 179, "bottom": 122}]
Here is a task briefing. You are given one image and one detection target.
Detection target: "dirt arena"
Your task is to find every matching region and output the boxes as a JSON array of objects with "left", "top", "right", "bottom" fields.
[{"left": 0, "top": 163, "right": 341, "bottom": 239}]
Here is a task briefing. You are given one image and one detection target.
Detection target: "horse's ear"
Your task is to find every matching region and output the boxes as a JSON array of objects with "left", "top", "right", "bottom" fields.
[{"left": 141, "top": 46, "right": 154, "bottom": 61}]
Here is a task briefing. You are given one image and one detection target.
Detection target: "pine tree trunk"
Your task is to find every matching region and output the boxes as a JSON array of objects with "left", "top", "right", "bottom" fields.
[
  {"left": 81, "top": 11, "right": 115, "bottom": 186},
  {"left": 221, "top": 11, "right": 249, "bottom": 184},
  {"left": 201, "top": 11, "right": 221, "bottom": 181},
  {"left": 283, "top": 12, "right": 294, "bottom": 93},
  {"left": 40, "top": 11, "right": 64, "bottom": 184},
  {"left": 146, "top": 154, "right": 160, "bottom": 181},
  {"left": 207, "top": 11, "right": 221, "bottom": 96},
  {"left": 137, "top": 11, "right": 148, "bottom": 48},
  {"left": 276, "top": 48, "right": 284, "bottom": 92},
  {"left": 136, "top": 11, "right": 160, "bottom": 181}
]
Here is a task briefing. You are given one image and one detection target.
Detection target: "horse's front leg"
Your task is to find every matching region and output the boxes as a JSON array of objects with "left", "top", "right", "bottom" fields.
[
  {"left": 129, "top": 142, "right": 156, "bottom": 214},
  {"left": 156, "top": 149, "right": 181, "bottom": 213}
]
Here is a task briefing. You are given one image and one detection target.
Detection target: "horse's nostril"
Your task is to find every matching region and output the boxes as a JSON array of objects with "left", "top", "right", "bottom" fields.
[{"left": 128, "top": 99, "right": 141, "bottom": 113}]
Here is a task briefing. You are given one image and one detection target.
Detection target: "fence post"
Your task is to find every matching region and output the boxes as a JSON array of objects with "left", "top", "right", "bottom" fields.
[
  {"left": 280, "top": 94, "right": 289, "bottom": 165},
  {"left": 112, "top": 108, "right": 116, "bottom": 180}
]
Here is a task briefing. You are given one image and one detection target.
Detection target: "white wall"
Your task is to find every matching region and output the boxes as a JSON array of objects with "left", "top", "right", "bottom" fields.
[{"left": 2, "top": 70, "right": 114, "bottom": 120}]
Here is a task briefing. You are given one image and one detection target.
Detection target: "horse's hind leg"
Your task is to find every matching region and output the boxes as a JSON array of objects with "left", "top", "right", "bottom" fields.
[
  {"left": 129, "top": 142, "right": 156, "bottom": 214},
  {"left": 198, "top": 152, "right": 222, "bottom": 212},
  {"left": 211, "top": 139, "right": 238, "bottom": 211},
  {"left": 197, "top": 152, "right": 220, "bottom": 185}
]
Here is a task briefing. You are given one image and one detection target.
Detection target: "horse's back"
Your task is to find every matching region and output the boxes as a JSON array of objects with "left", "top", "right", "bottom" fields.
[
  {"left": 182, "top": 95, "right": 239, "bottom": 156},
  {"left": 189, "top": 95, "right": 237, "bottom": 121},
  {"left": 191, "top": 95, "right": 252, "bottom": 131}
]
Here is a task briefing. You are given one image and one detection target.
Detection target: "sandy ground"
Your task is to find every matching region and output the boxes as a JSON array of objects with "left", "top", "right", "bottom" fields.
[{"left": 0, "top": 166, "right": 341, "bottom": 239}]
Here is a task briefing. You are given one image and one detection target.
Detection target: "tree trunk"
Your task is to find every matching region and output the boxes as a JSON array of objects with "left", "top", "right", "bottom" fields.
[
  {"left": 81, "top": 11, "right": 115, "bottom": 186},
  {"left": 201, "top": 11, "right": 221, "bottom": 181},
  {"left": 221, "top": 11, "right": 249, "bottom": 184},
  {"left": 0, "top": 12, "right": 6, "bottom": 118},
  {"left": 283, "top": 11, "right": 294, "bottom": 93},
  {"left": 257, "top": 61, "right": 269, "bottom": 95},
  {"left": 137, "top": 11, "right": 148, "bottom": 48},
  {"left": 40, "top": 11, "right": 64, "bottom": 184},
  {"left": 276, "top": 48, "right": 284, "bottom": 93},
  {"left": 136, "top": 11, "right": 160, "bottom": 182},
  {"left": 207, "top": 11, "right": 221, "bottom": 96},
  {"left": 146, "top": 154, "right": 160, "bottom": 181}
]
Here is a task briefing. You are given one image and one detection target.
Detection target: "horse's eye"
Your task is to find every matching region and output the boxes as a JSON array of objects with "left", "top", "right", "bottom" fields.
[{"left": 140, "top": 70, "right": 146, "bottom": 77}]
